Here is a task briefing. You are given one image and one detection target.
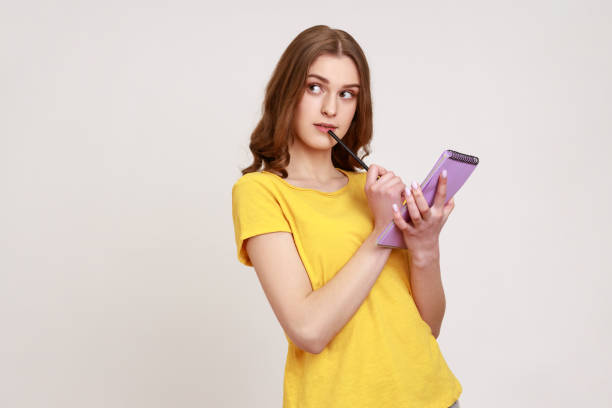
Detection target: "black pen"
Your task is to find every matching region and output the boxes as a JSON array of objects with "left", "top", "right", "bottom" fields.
[
  {"left": 327, "top": 129, "right": 369, "bottom": 171},
  {"left": 328, "top": 130, "right": 392, "bottom": 189}
]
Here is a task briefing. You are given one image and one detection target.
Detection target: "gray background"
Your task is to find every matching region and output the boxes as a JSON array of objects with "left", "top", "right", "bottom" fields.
[{"left": 1, "top": 1, "right": 611, "bottom": 407}]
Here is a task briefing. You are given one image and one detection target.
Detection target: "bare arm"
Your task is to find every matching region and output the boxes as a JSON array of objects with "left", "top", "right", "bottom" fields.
[
  {"left": 245, "top": 225, "right": 391, "bottom": 354},
  {"left": 408, "top": 246, "right": 446, "bottom": 339},
  {"left": 303, "top": 225, "right": 392, "bottom": 352},
  {"left": 391, "top": 171, "right": 456, "bottom": 339},
  {"left": 246, "top": 164, "right": 405, "bottom": 354}
]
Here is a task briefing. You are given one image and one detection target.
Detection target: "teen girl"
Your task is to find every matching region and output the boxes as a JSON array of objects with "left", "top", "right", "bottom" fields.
[{"left": 232, "top": 25, "right": 461, "bottom": 408}]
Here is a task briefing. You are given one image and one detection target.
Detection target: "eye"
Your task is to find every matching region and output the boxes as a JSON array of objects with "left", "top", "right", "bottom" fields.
[
  {"left": 340, "top": 90, "right": 355, "bottom": 99},
  {"left": 308, "top": 84, "right": 322, "bottom": 94}
]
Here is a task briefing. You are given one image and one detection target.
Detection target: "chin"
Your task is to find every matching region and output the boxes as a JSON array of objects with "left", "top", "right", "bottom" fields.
[
  {"left": 296, "top": 131, "right": 335, "bottom": 150},
  {"left": 307, "top": 140, "right": 335, "bottom": 151}
]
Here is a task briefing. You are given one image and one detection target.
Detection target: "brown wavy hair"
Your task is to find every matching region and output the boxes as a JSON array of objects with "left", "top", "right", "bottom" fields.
[{"left": 241, "top": 25, "right": 373, "bottom": 178}]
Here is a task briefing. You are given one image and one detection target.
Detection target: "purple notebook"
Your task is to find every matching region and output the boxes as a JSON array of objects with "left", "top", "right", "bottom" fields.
[{"left": 376, "top": 150, "right": 479, "bottom": 249}]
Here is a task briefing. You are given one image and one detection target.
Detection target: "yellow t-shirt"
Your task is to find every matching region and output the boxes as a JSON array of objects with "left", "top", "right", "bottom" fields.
[{"left": 231, "top": 167, "right": 462, "bottom": 408}]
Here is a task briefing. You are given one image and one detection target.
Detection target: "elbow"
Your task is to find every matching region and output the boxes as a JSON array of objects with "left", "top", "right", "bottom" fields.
[
  {"left": 301, "top": 342, "right": 324, "bottom": 355},
  {"left": 287, "top": 300, "right": 327, "bottom": 354},
  {"left": 426, "top": 322, "right": 441, "bottom": 340},
  {"left": 303, "top": 332, "right": 326, "bottom": 355},
  {"left": 294, "top": 324, "right": 326, "bottom": 355},
  {"left": 307, "top": 337, "right": 326, "bottom": 355}
]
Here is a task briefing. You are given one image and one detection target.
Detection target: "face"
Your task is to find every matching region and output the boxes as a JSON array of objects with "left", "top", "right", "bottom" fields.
[{"left": 292, "top": 54, "right": 360, "bottom": 151}]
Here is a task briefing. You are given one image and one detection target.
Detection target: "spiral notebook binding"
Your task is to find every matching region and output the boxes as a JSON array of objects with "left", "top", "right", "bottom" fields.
[{"left": 448, "top": 150, "right": 479, "bottom": 165}]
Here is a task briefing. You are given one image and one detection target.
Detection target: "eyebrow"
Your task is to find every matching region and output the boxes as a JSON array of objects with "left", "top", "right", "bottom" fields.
[{"left": 307, "top": 74, "right": 360, "bottom": 89}]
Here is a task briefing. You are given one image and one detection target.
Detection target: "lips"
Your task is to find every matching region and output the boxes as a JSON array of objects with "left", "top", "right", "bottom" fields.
[
  {"left": 314, "top": 122, "right": 338, "bottom": 129},
  {"left": 314, "top": 123, "right": 338, "bottom": 134}
]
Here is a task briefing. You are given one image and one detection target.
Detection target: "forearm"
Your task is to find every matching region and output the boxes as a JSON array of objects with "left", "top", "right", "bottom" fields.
[
  {"left": 304, "top": 227, "right": 392, "bottom": 353},
  {"left": 408, "top": 243, "right": 446, "bottom": 339}
]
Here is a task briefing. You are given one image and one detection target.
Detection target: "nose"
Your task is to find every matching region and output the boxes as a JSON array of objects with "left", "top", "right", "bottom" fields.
[{"left": 321, "top": 93, "right": 337, "bottom": 117}]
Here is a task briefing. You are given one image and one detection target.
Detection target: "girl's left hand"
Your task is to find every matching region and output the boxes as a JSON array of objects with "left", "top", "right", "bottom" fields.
[{"left": 391, "top": 170, "right": 455, "bottom": 258}]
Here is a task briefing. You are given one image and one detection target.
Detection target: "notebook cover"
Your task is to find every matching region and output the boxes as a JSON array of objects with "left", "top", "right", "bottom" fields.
[{"left": 376, "top": 150, "right": 479, "bottom": 249}]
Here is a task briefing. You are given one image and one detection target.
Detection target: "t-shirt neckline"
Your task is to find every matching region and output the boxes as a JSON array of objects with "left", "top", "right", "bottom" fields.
[{"left": 263, "top": 167, "right": 352, "bottom": 196}]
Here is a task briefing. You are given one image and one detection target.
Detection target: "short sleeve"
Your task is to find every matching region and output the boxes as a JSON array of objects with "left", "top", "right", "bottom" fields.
[{"left": 231, "top": 175, "right": 292, "bottom": 266}]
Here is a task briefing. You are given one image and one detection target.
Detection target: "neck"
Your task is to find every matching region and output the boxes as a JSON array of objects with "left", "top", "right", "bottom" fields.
[{"left": 285, "top": 138, "right": 340, "bottom": 182}]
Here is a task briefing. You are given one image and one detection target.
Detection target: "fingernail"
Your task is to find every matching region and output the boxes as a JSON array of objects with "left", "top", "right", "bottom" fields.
[
  {"left": 442, "top": 169, "right": 447, "bottom": 178},
  {"left": 411, "top": 181, "right": 419, "bottom": 190},
  {"left": 405, "top": 188, "right": 412, "bottom": 197},
  {"left": 392, "top": 203, "right": 398, "bottom": 212}
]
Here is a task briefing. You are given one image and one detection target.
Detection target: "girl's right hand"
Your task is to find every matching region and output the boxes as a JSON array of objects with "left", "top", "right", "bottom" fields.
[{"left": 365, "top": 164, "right": 407, "bottom": 232}]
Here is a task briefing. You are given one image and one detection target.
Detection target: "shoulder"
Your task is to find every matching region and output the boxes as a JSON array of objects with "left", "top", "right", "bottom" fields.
[
  {"left": 233, "top": 171, "right": 274, "bottom": 189},
  {"left": 232, "top": 171, "right": 280, "bottom": 199}
]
